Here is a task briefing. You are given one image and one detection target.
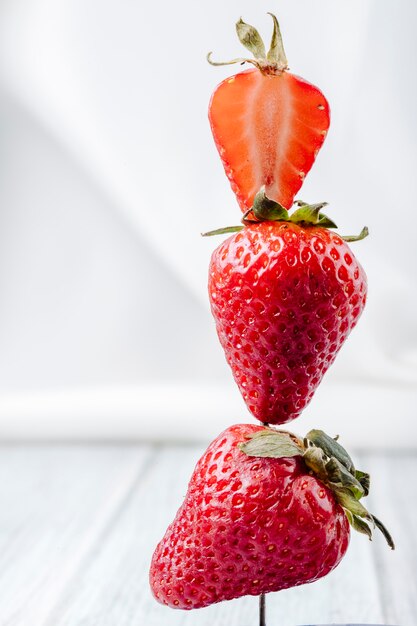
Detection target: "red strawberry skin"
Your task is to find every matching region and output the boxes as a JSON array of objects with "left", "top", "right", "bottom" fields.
[
  {"left": 209, "top": 69, "right": 330, "bottom": 212},
  {"left": 209, "top": 222, "right": 367, "bottom": 424},
  {"left": 149, "top": 424, "right": 350, "bottom": 610}
]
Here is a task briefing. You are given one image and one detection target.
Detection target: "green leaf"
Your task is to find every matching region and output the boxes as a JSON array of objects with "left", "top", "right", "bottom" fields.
[
  {"left": 303, "top": 442, "right": 364, "bottom": 500},
  {"left": 300, "top": 428, "right": 394, "bottom": 551},
  {"left": 239, "top": 429, "right": 303, "bottom": 459},
  {"left": 317, "top": 213, "right": 338, "bottom": 229},
  {"left": 348, "top": 512, "right": 373, "bottom": 540},
  {"left": 302, "top": 446, "right": 329, "bottom": 481},
  {"left": 266, "top": 13, "right": 288, "bottom": 69},
  {"left": 236, "top": 18, "right": 266, "bottom": 60},
  {"left": 325, "top": 458, "right": 364, "bottom": 500},
  {"left": 334, "top": 488, "right": 370, "bottom": 517},
  {"left": 371, "top": 514, "right": 395, "bottom": 550},
  {"left": 252, "top": 187, "right": 289, "bottom": 221},
  {"left": 305, "top": 429, "right": 355, "bottom": 473},
  {"left": 289, "top": 202, "right": 328, "bottom": 225},
  {"left": 201, "top": 225, "right": 244, "bottom": 237},
  {"left": 342, "top": 226, "right": 369, "bottom": 242},
  {"left": 355, "top": 470, "right": 371, "bottom": 496}
]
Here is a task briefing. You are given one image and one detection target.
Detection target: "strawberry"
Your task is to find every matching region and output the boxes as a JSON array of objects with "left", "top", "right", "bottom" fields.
[
  {"left": 208, "top": 15, "right": 330, "bottom": 212},
  {"left": 206, "top": 195, "right": 368, "bottom": 425},
  {"left": 149, "top": 424, "right": 393, "bottom": 610}
]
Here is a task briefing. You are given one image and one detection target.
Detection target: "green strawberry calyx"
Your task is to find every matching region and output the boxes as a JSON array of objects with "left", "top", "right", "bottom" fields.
[
  {"left": 239, "top": 427, "right": 394, "bottom": 550},
  {"left": 202, "top": 187, "right": 369, "bottom": 242},
  {"left": 207, "top": 13, "right": 288, "bottom": 76}
]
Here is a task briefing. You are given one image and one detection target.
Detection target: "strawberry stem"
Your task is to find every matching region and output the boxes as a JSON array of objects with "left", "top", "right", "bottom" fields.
[
  {"left": 208, "top": 14, "right": 289, "bottom": 75},
  {"left": 202, "top": 189, "right": 369, "bottom": 244}
]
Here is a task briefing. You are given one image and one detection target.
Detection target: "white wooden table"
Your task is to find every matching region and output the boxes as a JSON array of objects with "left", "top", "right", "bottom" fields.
[{"left": 0, "top": 444, "right": 415, "bottom": 626}]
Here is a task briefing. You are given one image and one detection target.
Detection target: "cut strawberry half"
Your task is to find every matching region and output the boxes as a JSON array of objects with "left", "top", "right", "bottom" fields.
[{"left": 208, "top": 15, "right": 330, "bottom": 212}]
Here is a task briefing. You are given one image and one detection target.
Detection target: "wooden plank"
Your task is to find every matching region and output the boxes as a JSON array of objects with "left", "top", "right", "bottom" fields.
[
  {"left": 0, "top": 445, "right": 411, "bottom": 626},
  {"left": 0, "top": 444, "right": 153, "bottom": 626},
  {"left": 362, "top": 452, "right": 417, "bottom": 626}
]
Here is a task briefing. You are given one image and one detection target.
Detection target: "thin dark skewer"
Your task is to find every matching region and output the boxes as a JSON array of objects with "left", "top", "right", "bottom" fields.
[
  {"left": 259, "top": 593, "right": 266, "bottom": 626},
  {"left": 259, "top": 422, "right": 269, "bottom": 626}
]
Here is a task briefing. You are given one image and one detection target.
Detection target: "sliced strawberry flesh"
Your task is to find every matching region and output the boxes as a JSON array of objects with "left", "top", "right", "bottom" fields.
[{"left": 209, "top": 69, "right": 330, "bottom": 212}]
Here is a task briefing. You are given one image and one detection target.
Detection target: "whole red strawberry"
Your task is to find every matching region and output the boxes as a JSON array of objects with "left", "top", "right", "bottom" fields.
[
  {"left": 149, "top": 425, "right": 392, "bottom": 610},
  {"left": 208, "top": 204, "right": 367, "bottom": 425}
]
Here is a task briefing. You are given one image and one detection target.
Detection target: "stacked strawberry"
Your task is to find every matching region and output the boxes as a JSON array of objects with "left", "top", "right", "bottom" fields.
[
  {"left": 208, "top": 216, "right": 367, "bottom": 424},
  {"left": 150, "top": 14, "right": 393, "bottom": 614}
]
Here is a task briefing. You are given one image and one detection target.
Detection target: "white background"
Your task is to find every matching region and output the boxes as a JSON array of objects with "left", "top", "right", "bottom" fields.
[{"left": 0, "top": 0, "right": 416, "bottom": 445}]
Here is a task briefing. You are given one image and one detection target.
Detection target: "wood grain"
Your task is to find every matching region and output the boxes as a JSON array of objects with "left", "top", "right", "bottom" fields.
[
  {"left": 0, "top": 445, "right": 413, "bottom": 626},
  {"left": 360, "top": 452, "right": 417, "bottom": 626}
]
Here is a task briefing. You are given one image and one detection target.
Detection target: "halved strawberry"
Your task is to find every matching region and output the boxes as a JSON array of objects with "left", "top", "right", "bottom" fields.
[{"left": 208, "top": 15, "right": 330, "bottom": 212}]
